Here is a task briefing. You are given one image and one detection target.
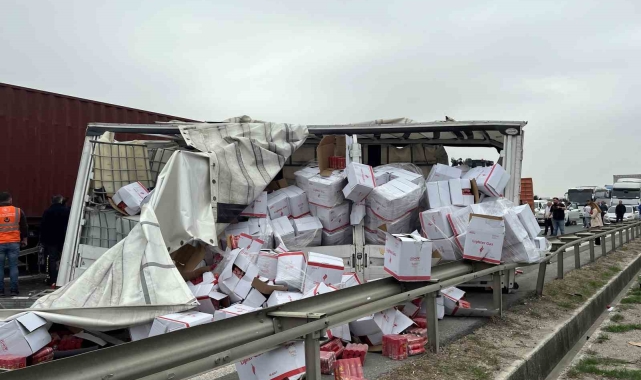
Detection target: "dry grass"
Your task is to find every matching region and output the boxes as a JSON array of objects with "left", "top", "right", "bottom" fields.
[{"left": 380, "top": 241, "right": 641, "bottom": 380}]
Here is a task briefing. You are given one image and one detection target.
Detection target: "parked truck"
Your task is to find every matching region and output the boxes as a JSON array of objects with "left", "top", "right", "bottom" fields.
[{"left": 611, "top": 178, "right": 641, "bottom": 207}]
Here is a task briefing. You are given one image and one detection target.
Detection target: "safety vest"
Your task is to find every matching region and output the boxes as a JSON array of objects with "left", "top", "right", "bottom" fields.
[{"left": 0, "top": 206, "right": 21, "bottom": 244}]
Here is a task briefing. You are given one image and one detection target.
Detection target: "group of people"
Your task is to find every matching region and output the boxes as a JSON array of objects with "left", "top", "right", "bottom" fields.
[
  {"left": 542, "top": 198, "right": 634, "bottom": 237},
  {"left": 0, "top": 192, "right": 69, "bottom": 296}
]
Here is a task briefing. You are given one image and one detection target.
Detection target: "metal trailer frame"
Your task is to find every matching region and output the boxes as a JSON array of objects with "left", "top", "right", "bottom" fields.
[{"left": 58, "top": 120, "right": 527, "bottom": 288}]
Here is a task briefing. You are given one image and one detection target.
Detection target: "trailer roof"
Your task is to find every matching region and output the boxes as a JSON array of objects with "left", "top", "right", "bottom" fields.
[{"left": 87, "top": 120, "right": 527, "bottom": 149}]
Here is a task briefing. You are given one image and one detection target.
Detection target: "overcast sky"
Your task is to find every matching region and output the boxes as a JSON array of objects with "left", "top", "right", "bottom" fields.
[{"left": 2, "top": 0, "right": 640, "bottom": 197}]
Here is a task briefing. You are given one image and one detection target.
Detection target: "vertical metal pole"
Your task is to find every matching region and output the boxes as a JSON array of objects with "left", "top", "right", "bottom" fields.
[
  {"left": 557, "top": 249, "right": 564, "bottom": 279},
  {"left": 493, "top": 271, "right": 503, "bottom": 316},
  {"left": 626, "top": 227, "right": 630, "bottom": 243},
  {"left": 574, "top": 244, "right": 580, "bottom": 269},
  {"left": 426, "top": 292, "right": 439, "bottom": 353},
  {"left": 601, "top": 235, "right": 606, "bottom": 257},
  {"left": 612, "top": 232, "right": 616, "bottom": 252},
  {"left": 620, "top": 229, "right": 624, "bottom": 247},
  {"left": 536, "top": 262, "right": 547, "bottom": 296},
  {"left": 304, "top": 333, "right": 321, "bottom": 380},
  {"left": 589, "top": 240, "right": 595, "bottom": 262}
]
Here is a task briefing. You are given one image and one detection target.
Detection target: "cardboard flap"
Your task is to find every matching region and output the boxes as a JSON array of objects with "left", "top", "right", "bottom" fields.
[
  {"left": 470, "top": 178, "right": 480, "bottom": 203},
  {"left": 171, "top": 244, "right": 206, "bottom": 273},
  {"left": 252, "top": 277, "right": 288, "bottom": 294},
  {"left": 15, "top": 312, "right": 47, "bottom": 333},
  {"left": 318, "top": 135, "right": 347, "bottom": 176}
]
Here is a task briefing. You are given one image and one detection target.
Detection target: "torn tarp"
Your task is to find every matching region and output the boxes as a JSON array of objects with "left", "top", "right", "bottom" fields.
[{"left": 179, "top": 119, "right": 308, "bottom": 224}]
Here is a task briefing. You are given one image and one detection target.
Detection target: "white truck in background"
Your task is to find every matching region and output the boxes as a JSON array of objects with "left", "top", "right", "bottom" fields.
[{"left": 611, "top": 178, "right": 641, "bottom": 208}]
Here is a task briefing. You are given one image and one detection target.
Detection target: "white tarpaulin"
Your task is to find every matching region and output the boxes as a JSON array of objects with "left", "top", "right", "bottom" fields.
[{"left": 0, "top": 120, "right": 307, "bottom": 330}]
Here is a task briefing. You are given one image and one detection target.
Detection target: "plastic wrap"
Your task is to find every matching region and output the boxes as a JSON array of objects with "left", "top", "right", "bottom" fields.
[
  {"left": 313, "top": 202, "right": 351, "bottom": 232},
  {"left": 256, "top": 250, "right": 279, "bottom": 280},
  {"left": 307, "top": 170, "right": 347, "bottom": 208},
  {"left": 364, "top": 226, "right": 385, "bottom": 245},
  {"left": 365, "top": 208, "right": 414, "bottom": 234},
  {"left": 294, "top": 164, "right": 320, "bottom": 193},
  {"left": 275, "top": 251, "right": 314, "bottom": 292},
  {"left": 367, "top": 171, "right": 424, "bottom": 221},
  {"left": 322, "top": 225, "right": 353, "bottom": 245},
  {"left": 292, "top": 216, "right": 323, "bottom": 247},
  {"left": 303, "top": 252, "right": 344, "bottom": 293},
  {"left": 420, "top": 206, "right": 461, "bottom": 239},
  {"left": 248, "top": 218, "right": 274, "bottom": 249},
  {"left": 431, "top": 237, "right": 463, "bottom": 262}
]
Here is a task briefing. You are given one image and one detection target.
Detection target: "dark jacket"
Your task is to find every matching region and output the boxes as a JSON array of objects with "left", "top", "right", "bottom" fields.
[
  {"left": 0, "top": 202, "right": 28, "bottom": 240},
  {"left": 615, "top": 204, "right": 627, "bottom": 216},
  {"left": 40, "top": 203, "right": 70, "bottom": 250},
  {"left": 550, "top": 203, "right": 566, "bottom": 220}
]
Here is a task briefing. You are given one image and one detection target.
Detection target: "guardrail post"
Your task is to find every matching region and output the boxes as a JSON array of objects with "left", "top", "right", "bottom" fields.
[
  {"left": 304, "top": 332, "right": 322, "bottom": 380},
  {"left": 589, "top": 239, "right": 595, "bottom": 262},
  {"left": 626, "top": 226, "right": 630, "bottom": 243},
  {"left": 601, "top": 235, "right": 606, "bottom": 257},
  {"left": 557, "top": 248, "right": 564, "bottom": 279},
  {"left": 612, "top": 231, "right": 616, "bottom": 252},
  {"left": 574, "top": 244, "right": 580, "bottom": 269},
  {"left": 536, "top": 262, "right": 547, "bottom": 296},
  {"left": 493, "top": 271, "right": 503, "bottom": 317},
  {"left": 620, "top": 228, "right": 624, "bottom": 247},
  {"left": 426, "top": 292, "right": 439, "bottom": 353}
]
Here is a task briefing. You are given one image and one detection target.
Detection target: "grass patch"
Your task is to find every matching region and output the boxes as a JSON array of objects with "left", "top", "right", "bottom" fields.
[
  {"left": 568, "top": 356, "right": 641, "bottom": 379},
  {"left": 611, "top": 313, "right": 625, "bottom": 322},
  {"left": 621, "top": 288, "right": 641, "bottom": 304},
  {"left": 595, "top": 333, "right": 610, "bottom": 343},
  {"left": 603, "top": 324, "right": 641, "bottom": 333}
]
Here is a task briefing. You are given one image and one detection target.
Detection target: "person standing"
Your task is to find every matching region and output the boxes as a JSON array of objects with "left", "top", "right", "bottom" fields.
[
  {"left": 589, "top": 202, "right": 603, "bottom": 229},
  {"left": 40, "top": 195, "right": 70, "bottom": 286},
  {"left": 583, "top": 203, "right": 592, "bottom": 228},
  {"left": 551, "top": 197, "right": 566, "bottom": 236},
  {"left": 544, "top": 201, "right": 553, "bottom": 236},
  {"left": 0, "top": 192, "right": 28, "bottom": 296},
  {"left": 601, "top": 201, "right": 609, "bottom": 223},
  {"left": 615, "top": 201, "right": 626, "bottom": 223}
]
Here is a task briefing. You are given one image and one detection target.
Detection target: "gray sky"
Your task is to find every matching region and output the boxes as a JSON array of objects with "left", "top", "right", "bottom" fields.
[{"left": 2, "top": 0, "right": 640, "bottom": 197}]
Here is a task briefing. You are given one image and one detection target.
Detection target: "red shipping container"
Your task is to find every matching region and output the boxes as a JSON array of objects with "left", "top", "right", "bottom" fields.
[
  {"left": 30, "top": 347, "right": 54, "bottom": 365},
  {"left": 334, "top": 358, "right": 364, "bottom": 380},
  {"left": 0, "top": 355, "right": 27, "bottom": 370},
  {"left": 412, "top": 317, "right": 427, "bottom": 328},
  {"left": 320, "top": 351, "right": 336, "bottom": 375}
]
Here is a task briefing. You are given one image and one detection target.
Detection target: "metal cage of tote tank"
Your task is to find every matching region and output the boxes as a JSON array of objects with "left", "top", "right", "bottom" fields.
[{"left": 56, "top": 120, "right": 527, "bottom": 289}]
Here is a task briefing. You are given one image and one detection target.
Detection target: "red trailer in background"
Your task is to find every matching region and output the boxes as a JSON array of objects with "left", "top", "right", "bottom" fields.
[{"left": 520, "top": 178, "right": 534, "bottom": 211}]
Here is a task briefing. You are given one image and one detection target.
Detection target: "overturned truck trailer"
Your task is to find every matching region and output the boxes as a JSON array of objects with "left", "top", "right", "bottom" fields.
[{"left": 57, "top": 118, "right": 525, "bottom": 290}]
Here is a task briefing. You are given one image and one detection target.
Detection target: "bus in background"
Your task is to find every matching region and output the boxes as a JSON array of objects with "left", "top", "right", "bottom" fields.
[
  {"left": 567, "top": 186, "right": 610, "bottom": 206},
  {"left": 611, "top": 178, "right": 641, "bottom": 208}
]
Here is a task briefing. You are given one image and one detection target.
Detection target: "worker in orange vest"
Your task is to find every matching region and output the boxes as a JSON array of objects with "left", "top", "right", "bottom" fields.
[{"left": 0, "top": 192, "right": 28, "bottom": 296}]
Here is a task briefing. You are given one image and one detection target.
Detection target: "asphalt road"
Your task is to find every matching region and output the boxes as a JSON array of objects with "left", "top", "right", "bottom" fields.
[{"left": 198, "top": 224, "right": 599, "bottom": 380}]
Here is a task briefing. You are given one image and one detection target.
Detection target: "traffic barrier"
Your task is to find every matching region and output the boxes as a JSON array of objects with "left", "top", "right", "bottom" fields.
[
  {"left": 5, "top": 222, "right": 639, "bottom": 380},
  {"left": 535, "top": 221, "right": 641, "bottom": 296}
]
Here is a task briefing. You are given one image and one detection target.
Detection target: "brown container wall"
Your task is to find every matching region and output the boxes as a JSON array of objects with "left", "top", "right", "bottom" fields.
[
  {"left": 0, "top": 83, "right": 196, "bottom": 217},
  {"left": 520, "top": 178, "right": 534, "bottom": 210}
]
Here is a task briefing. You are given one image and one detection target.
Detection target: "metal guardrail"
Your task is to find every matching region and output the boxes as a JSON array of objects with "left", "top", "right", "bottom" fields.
[
  {"left": 7, "top": 222, "right": 640, "bottom": 380},
  {"left": 535, "top": 221, "right": 641, "bottom": 295}
]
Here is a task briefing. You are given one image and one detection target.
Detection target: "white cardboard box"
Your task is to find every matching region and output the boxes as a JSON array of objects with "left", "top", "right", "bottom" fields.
[
  {"left": 350, "top": 203, "right": 366, "bottom": 225},
  {"left": 292, "top": 216, "right": 322, "bottom": 247},
  {"left": 465, "top": 164, "right": 510, "bottom": 197},
  {"left": 188, "top": 282, "right": 230, "bottom": 314},
  {"left": 321, "top": 225, "right": 353, "bottom": 246},
  {"left": 432, "top": 237, "right": 461, "bottom": 262},
  {"left": 426, "top": 181, "right": 442, "bottom": 209},
  {"left": 149, "top": 311, "right": 214, "bottom": 337},
  {"left": 294, "top": 166, "right": 320, "bottom": 192},
  {"left": 302, "top": 282, "right": 337, "bottom": 298},
  {"left": 267, "top": 191, "right": 291, "bottom": 219},
  {"left": 514, "top": 205, "right": 541, "bottom": 239},
  {"left": 314, "top": 202, "right": 350, "bottom": 232},
  {"left": 463, "top": 214, "right": 505, "bottom": 264},
  {"left": 303, "top": 252, "right": 344, "bottom": 293},
  {"left": 340, "top": 273, "right": 361, "bottom": 288},
  {"left": 420, "top": 208, "right": 454, "bottom": 239},
  {"left": 219, "top": 249, "right": 261, "bottom": 303},
  {"left": 388, "top": 168, "right": 423, "bottom": 185},
  {"left": 307, "top": 172, "right": 347, "bottom": 208},
  {"left": 129, "top": 323, "right": 152, "bottom": 341},
  {"left": 237, "top": 233, "right": 265, "bottom": 253},
  {"left": 112, "top": 182, "right": 150, "bottom": 215},
  {"left": 213, "top": 304, "right": 258, "bottom": 322},
  {"left": 534, "top": 236, "right": 547, "bottom": 250},
  {"left": 343, "top": 163, "right": 377, "bottom": 203},
  {"left": 373, "top": 169, "right": 390, "bottom": 186},
  {"left": 364, "top": 207, "right": 413, "bottom": 234},
  {"left": 281, "top": 186, "right": 310, "bottom": 218},
  {"left": 438, "top": 180, "right": 452, "bottom": 207},
  {"left": 256, "top": 250, "right": 279, "bottom": 280},
  {"left": 449, "top": 178, "right": 475, "bottom": 206},
  {"left": 349, "top": 309, "right": 414, "bottom": 346},
  {"left": 240, "top": 191, "right": 268, "bottom": 218},
  {"left": 0, "top": 312, "right": 52, "bottom": 357},
  {"left": 426, "top": 164, "right": 462, "bottom": 183},
  {"left": 384, "top": 233, "right": 440, "bottom": 281},
  {"left": 271, "top": 216, "right": 295, "bottom": 242},
  {"left": 242, "top": 288, "right": 267, "bottom": 308},
  {"left": 275, "top": 251, "right": 307, "bottom": 291},
  {"left": 367, "top": 178, "right": 421, "bottom": 221},
  {"left": 235, "top": 341, "right": 306, "bottom": 380},
  {"left": 266, "top": 290, "right": 304, "bottom": 308}
]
